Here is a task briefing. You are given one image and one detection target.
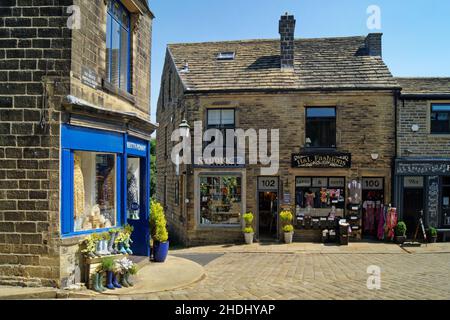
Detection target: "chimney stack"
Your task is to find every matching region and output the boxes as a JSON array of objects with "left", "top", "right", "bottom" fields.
[
  {"left": 279, "top": 13, "right": 296, "bottom": 70},
  {"left": 365, "top": 33, "right": 383, "bottom": 57}
]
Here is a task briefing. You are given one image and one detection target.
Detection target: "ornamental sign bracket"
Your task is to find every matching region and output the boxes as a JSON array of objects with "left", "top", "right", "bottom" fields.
[{"left": 291, "top": 152, "right": 352, "bottom": 168}]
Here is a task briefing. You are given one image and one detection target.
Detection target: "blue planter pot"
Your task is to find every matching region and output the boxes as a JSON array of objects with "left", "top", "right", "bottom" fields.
[{"left": 153, "top": 241, "right": 169, "bottom": 262}]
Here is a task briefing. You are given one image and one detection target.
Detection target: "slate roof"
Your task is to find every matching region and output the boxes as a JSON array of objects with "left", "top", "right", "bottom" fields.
[
  {"left": 168, "top": 36, "right": 400, "bottom": 93},
  {"left": 396, "top": 77, "right": 450, "bottom": 95}
]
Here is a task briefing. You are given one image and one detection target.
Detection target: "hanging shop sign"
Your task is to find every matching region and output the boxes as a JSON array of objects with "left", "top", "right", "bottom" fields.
[
  {"left": 258, "top": 177, "right": 279, "bottom": 191},
  {"left": 362, "top": 178, "right": 384, "bottom": 190},
  {"left": 291, "top": 153, "right": 351, "bottom": 168}
]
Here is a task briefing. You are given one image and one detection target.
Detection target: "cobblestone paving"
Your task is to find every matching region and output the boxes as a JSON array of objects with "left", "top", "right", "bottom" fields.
[{"left": 117, "top": 252, "right": 450, "bottom": 300}]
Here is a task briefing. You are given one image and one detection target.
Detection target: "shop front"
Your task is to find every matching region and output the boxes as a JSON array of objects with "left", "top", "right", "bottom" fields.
[
  {"left": 61, "top": 124, "right": 151, "bottom": 256},
  {"left": 394, "top": 159, "right": 450, "bottom": 239},
  {"left": 289, "top": 151, "right": 392, "bottom": 242}
]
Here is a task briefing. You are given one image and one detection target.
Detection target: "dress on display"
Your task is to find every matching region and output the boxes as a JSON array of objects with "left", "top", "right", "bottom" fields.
[{"left": 73, "top": 154, "right": 85, "bottom": 222}]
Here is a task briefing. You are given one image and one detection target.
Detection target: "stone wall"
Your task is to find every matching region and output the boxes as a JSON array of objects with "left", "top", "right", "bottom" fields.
[
  {"left": 397, "top": 98, "right": 450, "bottom": 157},
  {"left": 156, "top": 89, "right": 396, "bottom": 246},
  {"left": 70, "top": 0, "right": 152, "bottom": 118},
  {"left": 0, "top": 0, "right": 72, "bottom": 287}
]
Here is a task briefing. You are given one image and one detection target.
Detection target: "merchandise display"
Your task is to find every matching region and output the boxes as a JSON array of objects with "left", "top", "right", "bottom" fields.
[
  {"left": 74, "top": 151, "right": 116, "bottom": 232},
  {"left": 127, "top": 158, "right": 140, "bottom": 220}
]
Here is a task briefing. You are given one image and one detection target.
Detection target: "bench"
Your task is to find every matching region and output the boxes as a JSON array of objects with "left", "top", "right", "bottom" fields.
[{"left": 436, "top": 229, "right": 450, "bottom": 242}]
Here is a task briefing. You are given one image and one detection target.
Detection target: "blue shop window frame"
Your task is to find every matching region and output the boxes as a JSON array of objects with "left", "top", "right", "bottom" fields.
[{"left": 61, "top": 125, "right": 126, "bottom": 237}]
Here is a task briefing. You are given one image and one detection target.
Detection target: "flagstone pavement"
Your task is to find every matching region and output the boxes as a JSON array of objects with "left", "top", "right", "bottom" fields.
[{"left": 106, "top": 242, "right": 450, "bottom": 300}]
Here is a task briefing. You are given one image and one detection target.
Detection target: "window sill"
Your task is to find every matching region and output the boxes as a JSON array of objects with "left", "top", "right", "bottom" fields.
[{"left": 102, "top": 79, "right": 136, "bottom": 105}]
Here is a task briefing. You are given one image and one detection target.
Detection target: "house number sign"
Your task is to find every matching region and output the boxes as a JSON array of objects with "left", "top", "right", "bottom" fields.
[{"left": 258, "top": 177, "right": 279, "bottom": 191}]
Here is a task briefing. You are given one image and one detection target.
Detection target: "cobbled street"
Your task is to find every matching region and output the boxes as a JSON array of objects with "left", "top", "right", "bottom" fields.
[{"left": 102, "top": 244, "right": 450, "bottom": 300}]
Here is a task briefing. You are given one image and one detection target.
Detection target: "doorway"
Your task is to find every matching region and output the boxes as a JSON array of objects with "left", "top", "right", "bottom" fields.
[
  {"left": 258, "top": 191, "right": 278, "bottom": 240},
  {"left": 403, "top": 188, "right": 424, "bottom": 238}
]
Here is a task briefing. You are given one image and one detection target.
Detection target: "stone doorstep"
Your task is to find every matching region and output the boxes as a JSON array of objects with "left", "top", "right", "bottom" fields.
[{"left": 0, "top": 287, "right": 58, "bottom": 300}]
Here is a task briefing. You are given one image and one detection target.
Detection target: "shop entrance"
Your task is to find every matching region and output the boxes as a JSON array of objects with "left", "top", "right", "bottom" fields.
[
  {"left": 361, "top": 178, "right": 384, "bottom": 238},
  {"left": 258, "top": 192, "right": 278, "bottom": 239},
  {"left": 257, "top": 177, "right": 279, "bottom": 240},
  {"left": 126, "top": 138, "right": 150, "bottom": 257},
  {"left": 403, "top": 188, "right": 424, "bottom": 238}
]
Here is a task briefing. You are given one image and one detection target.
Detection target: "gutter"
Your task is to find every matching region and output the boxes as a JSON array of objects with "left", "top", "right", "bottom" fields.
[
  {"left": 183, "top": 86, "right": 402, "bottom": 95},
  {"left": 400, "top": 93, "right": 450, "bottom": 100}
]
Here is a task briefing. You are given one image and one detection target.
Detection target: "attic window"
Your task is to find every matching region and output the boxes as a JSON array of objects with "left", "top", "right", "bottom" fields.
[{"left": 216, "top": 52, "right": 235, "bottom": 61}]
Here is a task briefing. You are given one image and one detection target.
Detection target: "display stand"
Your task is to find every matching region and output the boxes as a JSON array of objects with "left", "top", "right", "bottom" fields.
[
  {"left": 347, "top": 204, "right": 362, "bottom": 241},
  {"left": 84, "top": 254, "right": 127, "bottom": 289}
]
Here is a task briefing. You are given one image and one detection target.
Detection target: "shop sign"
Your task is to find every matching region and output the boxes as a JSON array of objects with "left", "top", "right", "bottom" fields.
[
  {"left": 292, "top": 153, "right": 351, "bottom": 168},
  {"left": 296, "top": 177, "right": 311, "bottom": 187},
  {"left": 362, "top": 178, "right": 384, "bottom": 190},
  {"left": 329, "top": 177, "right": 345, "bottom": 188},
  {"left": 312, "top": 177, "right": 327, "bottom": 187},
  {"left": 258, "top": 177, "right": 278, "bottom": 191},
  {"left": 127, "top": 141, "right": 147, "bottom": 152},
  {"left": 403, "top": 176, "right": 424, "bottom": 188},
  {"left": 396, "top": 162, "right": 450, "bottom": 175}
]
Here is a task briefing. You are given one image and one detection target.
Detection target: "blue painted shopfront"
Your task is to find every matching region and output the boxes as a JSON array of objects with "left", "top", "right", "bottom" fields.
[{"left": 61, "top": 124, "right": 151, "bottom": 257}]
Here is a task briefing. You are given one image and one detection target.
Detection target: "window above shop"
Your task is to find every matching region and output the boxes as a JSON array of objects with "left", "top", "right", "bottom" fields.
[
  {"left": 431, "top": 104, "right": 450, "bottom": 134},
  {"left": 205, "top": 109, "right": 236, "bottom": 156},
  {"left": 305, "top": 107, "right": 336, "bottom": 148},
  {"left": 106, "top": 0, "right": 131, "bottom": 93}
]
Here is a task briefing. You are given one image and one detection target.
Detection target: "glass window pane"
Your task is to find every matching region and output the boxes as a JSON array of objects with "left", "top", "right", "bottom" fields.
[
  {"left": 221, "top": 110, "right": 235, "bottom": 125},
  {"left": 110, "top": 20, "right": 120, "bottom": 87},
  {"left": 307, "top": 108, "right": 336, "bottom": 118},
  {"left": 74, "top": 151, "right": 116, "bottom": 232},
  {"left": 120, "top": 27, "right": 129, "bottom": 91},
  {"left": 200, "top": 176, "right": 242, "bottom": 225},
  {"left": 432, "top": 104, "right": 450, "bottom": 112},
  {"left": 207, "top": 110, "right": 221, "bottom": 126},
  {"left": 127, "top": 158, "right": 140, "bottom": 220},
  {"left": 106, "top": 13, "right": 112, "bottom": 83}
]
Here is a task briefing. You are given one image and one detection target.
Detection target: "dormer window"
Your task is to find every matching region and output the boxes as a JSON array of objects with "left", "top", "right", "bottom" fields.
[{"left": 216, "top": 52, "right": 235, "bottom": 61}]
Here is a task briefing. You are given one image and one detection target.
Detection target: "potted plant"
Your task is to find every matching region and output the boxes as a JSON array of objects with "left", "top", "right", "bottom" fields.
[
  {"left": 242, "top": 212, "right": 254, "bottom": 244},
  {"left": 395, "top": 221, "right": 407, "bottom": 244},
  {"left": 280, "top": 210, "right": 294, "bottom": 244},
  {"left": 427, "top": 227, "right": 438, "bottom": 243},
  {"left": 150, "top": 200, "right": 169, "bottom": 262}
]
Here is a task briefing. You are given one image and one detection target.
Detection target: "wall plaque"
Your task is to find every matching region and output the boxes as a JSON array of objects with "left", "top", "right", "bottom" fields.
[
  {"left": 81, "top": 66, "right": 98, "bottom": 89},
  {"left": 292, "top": 153, "right": 351, "bottom": 168}
]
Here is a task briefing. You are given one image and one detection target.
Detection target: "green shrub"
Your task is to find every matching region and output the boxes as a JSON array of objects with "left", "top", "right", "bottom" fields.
[
  {"left": 395, "top": 221, "right": 407, "bottom": 236},
  {"left": 280, "top": 210, "right": 293, "bottom": 224},
  {"left": 283, "top": 224, "right": 294, "bottom": 233},
  {"left": 243, "top": 226, "right": 254, "bottom": 234},
  {"left": 243, "top": 212, "right": 254, "bottom": 226},
  {"left": 428, "top": 227, "right": 437, "bottom": 237},
  {"left": 101, "top": 257, "right": 115, "bottom": 272},
  {"left": 129, "top": 264, "right": 138, "bottom": 275},
  {"left": 150, "top": 200, "right": 169, "bottom": 242}
]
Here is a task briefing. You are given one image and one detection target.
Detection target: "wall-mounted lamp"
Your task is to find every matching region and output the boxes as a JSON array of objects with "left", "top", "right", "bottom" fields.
[
  {"left": 179, "top": 119, "right": 190, "bottom": 138},
  {"left": 371, "top": 153, "right": 379, "bottom": 161},
  {"left": 305, "top": 137, "right": 312, "bottom": 148},
  {"left": 411, "top": 124, "right": 420, "bottom": 132}
]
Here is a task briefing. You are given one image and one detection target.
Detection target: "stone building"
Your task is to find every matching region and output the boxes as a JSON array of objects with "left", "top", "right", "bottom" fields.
[
  {"left": 0, "top": 0, "right": 155, "bottom": 287},
  {"left": 156, "top": 14, "right": 400, "bottom": 246},
  {"left": 394, "top": 78, "right": 450, "bottom": 239}
]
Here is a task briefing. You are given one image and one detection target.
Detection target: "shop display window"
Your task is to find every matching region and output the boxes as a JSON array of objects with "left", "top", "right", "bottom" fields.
[
  {"left": 200, "top": 175, "right": 242, "bottom": 226},
  {"left": 74, "top": 151, "right": 117, "bottom": 232},
  {"left": 295, "top": 177, "right": 345, "bottom": 216},
  {"left": 127, "top": 158, "right": 140, "bottom": 220},
  {"left": 442, "top": 176, "right": 450, "bottom": 227}
]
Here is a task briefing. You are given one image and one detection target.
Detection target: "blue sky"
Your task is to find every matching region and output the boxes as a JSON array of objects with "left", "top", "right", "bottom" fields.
[{"left": 149, "top": 0, "right": 450, "bottom": 121}]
